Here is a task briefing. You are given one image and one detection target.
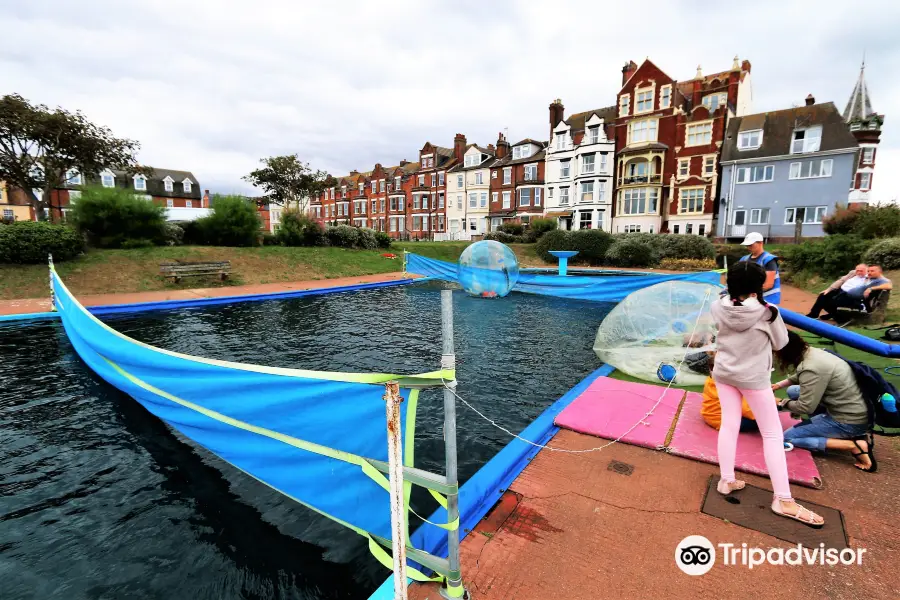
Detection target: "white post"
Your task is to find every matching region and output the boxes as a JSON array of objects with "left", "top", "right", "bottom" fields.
[
  {"left": 384, "top": 381, "right": 408, "bottom": 600},
  {"left": 48, "top": 254, "right": 56, "bottom": 312}
]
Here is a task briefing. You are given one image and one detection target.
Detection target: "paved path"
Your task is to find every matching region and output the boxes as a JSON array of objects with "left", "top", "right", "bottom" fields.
[{"left": 0, "top": 272, "right": 415, "bottom": 316}]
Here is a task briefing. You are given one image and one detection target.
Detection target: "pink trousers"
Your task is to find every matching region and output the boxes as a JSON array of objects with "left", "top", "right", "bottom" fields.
[{"left": 714, "top": 381, "right": 792, "bottom": 500}]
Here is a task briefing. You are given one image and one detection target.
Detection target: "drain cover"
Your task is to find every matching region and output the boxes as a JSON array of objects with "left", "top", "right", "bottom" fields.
[{"left": 607, "top": 460, "right": 634, "bottom": 476}]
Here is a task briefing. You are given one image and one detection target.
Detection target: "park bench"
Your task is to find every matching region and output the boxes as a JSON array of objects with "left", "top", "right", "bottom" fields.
[
  {"left": 835, "top": 289, "right": 891, "bottom": 325},
  {"left": 160, "top": 261, "right": 231, "bottom": 283}
]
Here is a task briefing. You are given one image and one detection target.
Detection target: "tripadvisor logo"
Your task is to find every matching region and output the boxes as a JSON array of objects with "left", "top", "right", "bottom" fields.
[{"left": 675, "top": 536, "right": 867, "bottom": 574}]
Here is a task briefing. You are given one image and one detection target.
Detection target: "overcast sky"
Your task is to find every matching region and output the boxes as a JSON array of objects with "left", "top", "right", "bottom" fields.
[{"left": 2, "top": 0, "right": 897, "bottom": 202}]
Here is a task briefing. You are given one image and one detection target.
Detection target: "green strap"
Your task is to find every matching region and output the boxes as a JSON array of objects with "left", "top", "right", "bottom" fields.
[{"left": 367, "top": 536, "right": 442, "bottom": 583}]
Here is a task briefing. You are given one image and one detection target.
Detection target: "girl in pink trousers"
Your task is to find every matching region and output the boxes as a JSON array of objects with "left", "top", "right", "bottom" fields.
[{"left": 711, "top": 261, "right": 824, "bottom": 527}]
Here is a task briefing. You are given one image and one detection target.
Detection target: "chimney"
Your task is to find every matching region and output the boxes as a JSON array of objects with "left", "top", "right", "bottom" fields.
[
  {"left": 486, "top": 143, "right": 496, "bottom": 154},
  {"left": 453, "top": 133, "right": 467, "bottom": 163},
  {"left": 399, "top": 161, "right": 408, "bottom": 167},
  {"left": 805, "top": 94, "right": 815, "bottom": 106},
  {"left": 621, "top": 60, "right": 638, "bottom": 85},
  {"left": 350, "top": 169, "right": 359, "bottom": 175},
  {"left": 549, "top": 99, "right": 565, "bottom": 140},
  {"left": 496, "top": 132, "right": 510, "bottom": 159},
  {"left": 202, "top": 189, "right": 209, "bottom": 207}
]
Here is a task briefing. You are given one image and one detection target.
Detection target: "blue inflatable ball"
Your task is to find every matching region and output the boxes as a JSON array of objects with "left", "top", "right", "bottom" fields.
[
  {"left": 457, "top": 240, "right": 520, "bottom": 298},
  {"left": 656, "top": 363, "right": 678, "bottom": 383}
]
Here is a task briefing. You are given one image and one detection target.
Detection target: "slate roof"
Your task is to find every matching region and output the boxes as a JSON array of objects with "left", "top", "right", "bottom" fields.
[
  {"left": 64, "top": 167, "right": 202, "bottom": 200},
  {"left": 563, "top": 106, "right": 617, "bottom": 131}
]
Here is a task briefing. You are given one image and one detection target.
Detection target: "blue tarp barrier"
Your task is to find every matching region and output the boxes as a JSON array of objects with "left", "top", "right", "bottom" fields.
[{"left": 406, "top": 253, "right": 722, "bottom": 302}]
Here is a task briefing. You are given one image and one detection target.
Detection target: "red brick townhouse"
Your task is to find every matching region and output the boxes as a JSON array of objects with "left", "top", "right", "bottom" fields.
[
  {"left": 488, "top": 133, "right": 547, "bottom": 229},
  {"left": 385, "top": 161, "right": 420, "bottom": 238},
  {"left": 408, "top": 141, "right": 458, "bottom": 240},
  {"left": 611, "top": 57, "right": 752, "bottom": 236}
]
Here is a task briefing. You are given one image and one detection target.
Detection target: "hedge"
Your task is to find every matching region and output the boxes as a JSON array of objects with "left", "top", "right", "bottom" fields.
[
  {"left": 69, "top": 185, "right": 167, "bottom": 248},
  {"left": 534, "top": 229, "right": 576, "bottom": 263},
  {"left": 276, "top": 210, "right": 326, "bottom": 247},
  {"left": 0, "top": 221, "right": 85, "bottom": 263},
  {"left": 605, "top": 238, "right": 658, "bottom": 268},
  {"left": 570, "top": 230, "right": 614, "bottom": 265},
  {"left": 863, "top": 238, "right": 900, "bottom": 271},
  {"left": 781, "top": 234, "right": 874, "bottom": 278}
]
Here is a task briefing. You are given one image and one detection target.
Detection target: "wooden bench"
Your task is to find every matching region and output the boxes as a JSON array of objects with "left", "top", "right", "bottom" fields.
[
  {"left": 836, "top": 289, "right": 891, "bottom": 325},
  {"left": 160, "top": 261, "right": 231, "bottom": 283}
]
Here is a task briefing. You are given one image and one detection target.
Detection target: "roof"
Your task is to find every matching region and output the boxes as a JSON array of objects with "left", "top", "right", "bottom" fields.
[
  {"left": 62, "top": 166, "right": 202, "bottom": 199},
  {"left": 844, "top": 62, "right": 876, "bottom": 122},
  {"left": 721, "top": 102, "right": 858, "bottom": 162},
  {"left": 492, "top": 149, "right": 546, "bottom": 167},
  {"left": 512, "top": 138, "right": 545, "bottom": 147},
  {"left": 563, "top": 106, "right": 617, "bottom": 131}
]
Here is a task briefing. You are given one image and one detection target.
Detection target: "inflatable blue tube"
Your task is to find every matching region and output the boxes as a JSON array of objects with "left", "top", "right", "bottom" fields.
[{"left": 781, "top": 308, "right": 900, "bottom": 358}]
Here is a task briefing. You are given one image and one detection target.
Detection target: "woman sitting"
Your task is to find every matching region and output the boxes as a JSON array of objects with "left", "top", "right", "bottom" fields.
[{"left": 772, "top": 332, "right": 876, "bottom": 472}]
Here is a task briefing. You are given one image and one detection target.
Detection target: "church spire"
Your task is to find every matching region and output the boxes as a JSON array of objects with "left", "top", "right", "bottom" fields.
[{"left": 843, "top": 59, "right": 874, "bottom": 123}]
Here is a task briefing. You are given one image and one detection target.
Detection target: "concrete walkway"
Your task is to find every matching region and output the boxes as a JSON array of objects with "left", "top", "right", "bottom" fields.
[{"left": 0, "top": 272, "right": 415, "bottom": 316}]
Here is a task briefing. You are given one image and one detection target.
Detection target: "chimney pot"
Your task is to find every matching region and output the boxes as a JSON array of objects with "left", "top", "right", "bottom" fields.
[
  {"left": 549, "top": 99, "right": 565, "bottom": 139},
  {"left": 805, "top": 94, "right": 815, "bottom": 106}
]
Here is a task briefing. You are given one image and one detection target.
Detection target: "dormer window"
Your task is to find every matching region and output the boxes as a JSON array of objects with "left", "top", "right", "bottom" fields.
[
  {"left": 660, "top": 85, "right": 672, "bottom": 109},
  {"left": 371, "top": 180, "right": 377, "bottom": 193},
  {"left": 163, "top": 176, "right": 174, "bottom": 192},
  {"left": 737, "top": 129, "right": 763, "bottom": 150},
  {"left": 512, "top": 145, "right": 532, "bottom": 160},
  {"left": 702, "top": 93, "right": 727, "bottom": 112},
  {"left": 380, "top": 180, "right": 385, "bottom": 193},
  {"left": 464, "top": 154, "right": 479, "bottom": 167},
  {"left": 66, "top": 169, "right": 82, "bottom": 186},
  {"left": 359, "top": 183, "right": 364, "bottom": 193},
  {"left": 394, "top": 176, "right": 401, "bottom": 188},
  {"left": 619, "top": 94, "right": 630, "bottom": 117},
  {"left": 133, "top": 174, "right": 147, "bottom": 191},
  {"left": 791, "top": 126, "right": 822, "bottom": 154},
  {"left": 102, "top": 170, "right": 116, "bottom": 188},
  {"left": 556, "top": 132, "right": 567, "bottom": 150},
  {"left": 183, "top": 179, "right": 192, "bottom": 193},
  {"left": 588, "top": 126, "right": 600, "bottom": 144}
]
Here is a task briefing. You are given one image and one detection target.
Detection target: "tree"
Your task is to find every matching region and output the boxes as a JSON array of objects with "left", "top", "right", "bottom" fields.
[
  {"left": 243, "top": 154, "right": 328, "bottom": 213},
  {"left": 0, "top": 94, "right": 145, "bottom": 221}
]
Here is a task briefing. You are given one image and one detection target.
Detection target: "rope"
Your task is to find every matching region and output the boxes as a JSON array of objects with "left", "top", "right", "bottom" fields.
[{"left": 442, "top": 289, "right": 713, "bottom": 454}]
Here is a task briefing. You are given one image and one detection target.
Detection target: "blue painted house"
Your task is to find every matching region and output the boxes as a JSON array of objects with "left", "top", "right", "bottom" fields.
[{"left": 717, "top": 98, "right": 859, "bottom": 241}]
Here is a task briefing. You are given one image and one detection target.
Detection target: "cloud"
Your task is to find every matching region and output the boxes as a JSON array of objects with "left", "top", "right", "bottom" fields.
[{"left": 1, "top": 0, "right": 897, "bottom": 201}]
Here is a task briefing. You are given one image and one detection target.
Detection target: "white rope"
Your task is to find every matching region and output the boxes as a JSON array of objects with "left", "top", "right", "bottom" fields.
[{"left": 442, "top": 289, "right": 713, "bottom": 454}]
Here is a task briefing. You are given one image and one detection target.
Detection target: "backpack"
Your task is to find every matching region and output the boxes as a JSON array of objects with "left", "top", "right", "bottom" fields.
[
  {"left": 826, "top": 350, "right": 900, "bottom": 436},
  {"left": 882, "top": 325, "right": 900, "bottom": 342}
]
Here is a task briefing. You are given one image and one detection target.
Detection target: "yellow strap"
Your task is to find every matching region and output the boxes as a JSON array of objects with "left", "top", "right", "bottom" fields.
[{"left": 366, "top": 536, "right": 442, "bottom": 583}]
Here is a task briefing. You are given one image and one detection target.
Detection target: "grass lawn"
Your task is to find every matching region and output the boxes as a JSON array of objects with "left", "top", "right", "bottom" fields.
[{"left": 0, "top": 241, "right": 548, "bottom": 301}]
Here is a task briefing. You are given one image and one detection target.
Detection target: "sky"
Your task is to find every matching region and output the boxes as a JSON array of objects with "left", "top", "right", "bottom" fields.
[{"left": 2, "top": 0, "right": 898, "bottom": 202}]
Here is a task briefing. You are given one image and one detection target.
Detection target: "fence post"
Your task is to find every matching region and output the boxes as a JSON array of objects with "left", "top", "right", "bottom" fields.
[
  {"left": 440, "top": 289, "right": 466, "bottom": 599},
  {"left": 48, "top": 254, "right": 56, "bottom": 312},
  {"left": 384, "top": 381, "right": 408, "bottom": 600}
]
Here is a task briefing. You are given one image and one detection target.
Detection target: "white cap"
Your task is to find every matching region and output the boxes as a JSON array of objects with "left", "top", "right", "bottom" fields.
[{"left": 740, "top": 231, "right": 764, "bottom": 246}]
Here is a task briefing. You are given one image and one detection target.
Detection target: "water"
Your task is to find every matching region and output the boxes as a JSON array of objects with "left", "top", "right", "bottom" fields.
[{"left": 0, "top": 281, "right": 611, "bottom": 599}]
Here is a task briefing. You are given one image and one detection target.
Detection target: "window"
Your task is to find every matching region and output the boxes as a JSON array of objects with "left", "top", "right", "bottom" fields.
[
  {"left": 556, "top": 132, "right": 567, "bottom": 150},
  {"left": 703, "top": 156, "right": 716, "bottom": 176},
  {"left": 469, "top": 193, "right": 477, "bottom": 208},
  {"left": 862, "top": 148, "right": 875, "bottom": 164},
  {"left": 534, "top": 188, "right": 541, "bottom": 206},
  {"left": 103, "top": 172, "right": 117, "bottom": 188},
  {"left": 379, "top": 180, "right": 385, "bottom": 192},
  {"left": 438, "top": 193, "right": 444, "bottom": 208},
  {"left": 395, "top": 176, "right": 401, "bottom": 189},
  {"left": 480, "top": 192, "right": 487, "bottom": 208},
  {"left": 390, "top": 198, "right": 397, "bottom": 211},
  {"left": 860, "top": 173, "right": 872, "bottom": 190},
  {"left": 525, "top": 164, "right": 538, "bottom": 180},
  {"left": 68, "top": 190, "right": 82, "bottom": 203},
  {"left": 519, "top": 188, "right": 531, "bottom": 206},
  {"left": 503, "top": 168, "right": 511, "bottom": 184},
  {"left": 166, "top": 199, "right": 174, "bottom": 208},
  {"left": 380, "top": 198, "right": 386, "bottom": 212},
  {"left": 438, "top": 172, "right": 444, "bottom": 186},
  {"left": 465, "top": 155, "right": 478, "bottom": 167},
  {"left": 66, "top": 169, "right": 82, "bottom": 185},
  {"left": 749, "top": 208, "right": 769, "bottom": 225},
  {"left": 422, "top": 195, "right": 429, "bottom": 210},
  {"left": 624, "top": 224, "right": 641, "bottom": 233},
  {"left": 785, "top": 206, "right": 827, "bottom": 224},
  {"left": 457, "top": 174, "right": 464, "bottom": 188},
  {"left": 418, "top": 175, "right": 425, "bottom": 186},
  {"left": 359, "top": 183, "right": 364, "bottom": 193},
  {"left": 413, "top": 216, "right": 422, "bottom": 231},
  {"left": 457, "top": 195, "right": 462, "bottom": 210},
  {"left": 598, "top": 181, "right": 606, "bottom": 202},
  {"left": 737, "top": 129, "right": 762, "bottom": 150},
  {"left": 579, "top": 212, "right": 593, "bottom": 229},
  {"left": 430, "top": 174, "right": 436, "bottom": 187},
  {"left": 185, "top": 200, "right": 193, "bottom": 208},
  {"left": 182, "top": 180, "right": 192, "bottom": 193},
  {"left": 635, "top": 88, "right": 653, "bottom": 113},
  {"left": 673, "top": 224, "right": 680, "bottom": 234},
  {"left": 619, "top": 94, "right": 630, "bottom": 117},
  {"left": 791, "top": 126, "right": 822, "bottom": 154},
  {"left": 619, "top": 188, "right": 659, "bottom": 215},
  {"left": 683, "top": 223, "right": 693, "bottom": 235},
  {"left": 628, "top": 118, "right": 658, "bottom": 144},
  {"left": 679, "top": 188, "right": 705, "bottom": 214},
  {"left": 660, "top": 85, "right": 672, "bottom": 109},
  {"left": 678, "top": 158, "right": 690, "bottom": 179},
  {"left": 502, "top": 191, "right": 511, "bottom": 209},
  {"left": 548, "top": 188, "right": 554, "bottom": 198},
  {"left": 686, "top": 122, "right": 712, "bottom": 146},
  {"left": 390, "top": 218, "right": 398, "bottom": 232},
  {"left": 560, "top": 159, "right": 571, "bottom": 178},
  {"left": 560, "top": 187, "right": 570, "bottom": 205},
  {"left": 133, "top": 175, "right": 146, "bottom": 191},
  {"left": 582, "top": 154, "right": 595, "bottom": 174},
  {"left": 736, "top": 165, "right": 774, "bottom": 183},
  {"left": 469, "top": 218, "right": 477, "bottom": 231},
  {"left": 475, "top": 172, "right": 483, "bottom": 185},
  {"left": 789, "top": 159, "right": 833, "bottom": 179},
  {"left": 702, "top": 93, "right": 726, "bottom": 112},
  {"left": 600, "top": 153, "right": 608, "bottom": 172},
  {"left": 581, "top": 182, "right": 594, "bottom": 203},
  {"left": 588, "top": 126, "right": 600, "bottom": 144},
  {"left": 438, "top": 215, "right": 445, "bottom": 231},
  {"left": 414, "top": 195, "right": 421, "bottom": 209},
  {"left": 371, "top": 200, "right": 377, "bottom": 213},
  {"left": 329, "top": 188, "right": 334, "bottom": 200},
  {"left": 492, "top": 192, "right": 498, "bottom": 206}
]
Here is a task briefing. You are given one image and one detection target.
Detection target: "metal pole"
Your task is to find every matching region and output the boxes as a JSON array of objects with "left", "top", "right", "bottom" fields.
[
  {"left": 48, "top": 254, "right": 56, "bottom": 311},
  {"left": 384, "top": 381, "right": 408, "bottom": 600},
  {"left": 440, "top": 289, "right": 465, "bottom": 599}
]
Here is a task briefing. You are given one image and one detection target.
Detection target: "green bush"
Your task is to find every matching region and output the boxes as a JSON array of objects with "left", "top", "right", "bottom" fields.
[
  {"left": 357, "top": 228, "right": 378, "bottom": 250},
  {"left": 180, "top": 220, "right": 207, "bottom": 245},
  {"left": 0, "top": 221, "right": 85, "bottom": 263},
  {"left": 197, "top": 195, "right": 261, "bottom": 247},
  {"left": 529, "top": 218, "right": 557, "bottom": 237},
  {"left": 781, "top": 234, "right": 874, "bottom": 278},
  {"left": 163, "top": 223, "right": 184, "bottom": 246},
  {"left": 521, "top": 229, "right": 538, "bottom": 243},
  {"left": 714, "top": 244, "right": 747, "bottom": 269},
  {"left": 605, "top": 238, "right": 659, "bottom": 268},
  {"left": 375, "top": 231, "right": 392, "bottom": 249},
  {"left": 484, "top": 231, "right": 519, "bottom": 244},
  {"left": 613, "top": 232, "right": 666, "bottom": 254},
  {"left": 498, "top": 221, "right": 524, "bottom": 235},
  {"left": 863, "top": 238, "right": 900, "bottom": 271},
  {"left": 276, "top": 210, "right": 325, "bottom": 247},
  {"left": 822, "top": 204, "right": 862, "bottom": 235},
  {"left": 535, "top": 229, "right": 576, "bottom": 263},
  {"left": 570, "top": 229, "right": 613, "bottom": 265},
  {"left": 325, "top": 225, "right": 360, "bottom": 248},
  {"left": 659, "top": 258, "right": 718, "bottom": 271},
  {"left": 120, "top": 238, "right": 156, "bottom": 249},
  {"left": 853, "top": 205, "right": 900, "bottom": 239},
  {"left": 657, "top": 235, "right": 715, "bottom": 260},
  {"left": 69, "top": 185, "right": 167, "bottom": 248},
  {"left": 262, "top": 232, "right": 279, "bottom": 246}
]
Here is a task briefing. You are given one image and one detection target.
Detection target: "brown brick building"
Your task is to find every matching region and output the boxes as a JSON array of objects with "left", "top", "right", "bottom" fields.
[{"left": 488, "top": 134, "right": 547, "bottom": 228}]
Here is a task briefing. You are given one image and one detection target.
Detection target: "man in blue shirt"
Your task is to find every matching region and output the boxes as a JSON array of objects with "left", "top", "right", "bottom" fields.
[
  {"left": 821, "top": 264, "right": 893, "bottom": 321},
  {"left": 739, "top": 232, "right": 781, "bottom": 304}
]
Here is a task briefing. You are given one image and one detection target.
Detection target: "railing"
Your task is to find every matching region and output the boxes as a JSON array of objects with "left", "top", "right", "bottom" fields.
[{"left": 618, "top": 174, "right": 662, "bottom": 186}]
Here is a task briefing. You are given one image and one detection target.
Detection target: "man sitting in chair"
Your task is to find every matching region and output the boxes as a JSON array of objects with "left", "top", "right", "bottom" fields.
[
  {"left": 818, "top": 265, "right": 892, "bottom": 322},
  {"left": 806, "top": 263, "right": 868, "bottom": 319}
]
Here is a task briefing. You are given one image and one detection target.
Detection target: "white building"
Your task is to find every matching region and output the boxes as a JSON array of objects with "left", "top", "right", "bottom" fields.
[
  {"left": 544, "top": 101, "right": 616, "bottom": 231},
  {"left": 445, "top": 143, "right": 496, "bottom": 239}
]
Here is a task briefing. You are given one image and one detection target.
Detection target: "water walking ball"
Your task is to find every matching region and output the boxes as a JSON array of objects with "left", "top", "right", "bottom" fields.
[
  {"left": 656, "top": 363, "right": 678, "bottom": 383},
  {"left": 457, "top": 240, "right": 520, "bottom": 298}
]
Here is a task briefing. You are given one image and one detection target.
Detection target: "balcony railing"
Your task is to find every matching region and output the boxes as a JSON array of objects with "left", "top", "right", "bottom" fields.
[{"left": 618, "top": 174, "right": 662, "bottom": 186}]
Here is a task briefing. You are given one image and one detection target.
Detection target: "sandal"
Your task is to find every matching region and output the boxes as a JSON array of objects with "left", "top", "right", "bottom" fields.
[
  {"left": 771, "top": 498, "right": 824, "bottom": 528},
  {"left": 716, "top": 479, "right": 745, "bottom": 494},
  {"left": 851, "top": 437, "right": 878, "bottom": 474}
]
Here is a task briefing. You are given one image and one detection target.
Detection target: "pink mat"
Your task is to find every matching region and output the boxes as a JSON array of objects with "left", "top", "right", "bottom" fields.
[
  {"left": 667, "top": 392, "right": 823, "bottom": 489},
  {"left": 554, "top": 377, "right": 685, "bottom": 449}
]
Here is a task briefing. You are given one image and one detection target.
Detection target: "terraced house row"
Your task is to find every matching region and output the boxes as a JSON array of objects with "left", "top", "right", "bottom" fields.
[{"left": 309, "top": 56, "right": 883, "bottom": 240}]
